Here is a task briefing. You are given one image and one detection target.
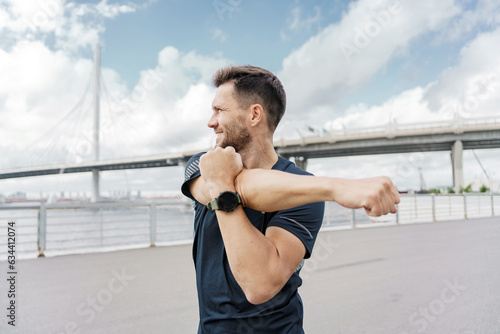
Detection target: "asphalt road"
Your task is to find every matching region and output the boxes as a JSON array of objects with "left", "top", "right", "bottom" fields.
[{"left": 1, "top": 217, "right": 499, "bottom": 334}]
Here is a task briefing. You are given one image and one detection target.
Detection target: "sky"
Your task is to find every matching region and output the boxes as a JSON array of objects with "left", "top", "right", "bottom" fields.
[{"left": 0, "top": 0, "right": 499, "bottom": 198}]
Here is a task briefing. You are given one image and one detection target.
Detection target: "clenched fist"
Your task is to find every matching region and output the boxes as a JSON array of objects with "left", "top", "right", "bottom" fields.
[
  {"left": 331, "top": 176, "right": 400, "bottom": 216},
  {"left": 200, "top": 146, "right": 243, "bottom": 198}
]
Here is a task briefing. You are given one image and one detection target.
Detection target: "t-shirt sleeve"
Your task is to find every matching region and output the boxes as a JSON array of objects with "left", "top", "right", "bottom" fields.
[
  {"left": 181, "top": 152, "right": 205, "bottom": 201},
  {"left": 266, "top": 162, "right": 325, "bottom": 259},
  {"left": 267, "top": 201, "right": 324, "bottom": 259}
]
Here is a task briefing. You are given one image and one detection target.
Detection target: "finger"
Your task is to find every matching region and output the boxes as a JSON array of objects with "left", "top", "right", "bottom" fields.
[
  {"left": 383, "top": 178, "right": 399, "bottom": 213},
  {"left": 389, "top": 196, "right": 398, "bottom": 214},
  {"left": 379, "top": 184, "right": 393, "bottom": 215},
  {"left": 391, "top": 187, "right": 400, "bottom": 214},
  {"left": 391, "top": 192, "right": 399, "bottom": 214},
  {"left": 367, "top": 198, "right": 384, "bottom": 217},
  {"left": 235, "top": 152, "right": 243, "bottom": 166},
  {"left": 384, "top": 177, "right": 399, "bottom": 201},
  {"left": 392, "top": 185, "right": 401, "bottom": 205},
  {"left": 385, "top": 193, "right": 397, "bottom": 215},
  {"left": 381, "top": 193, "right": 392, "bottom": 215}
]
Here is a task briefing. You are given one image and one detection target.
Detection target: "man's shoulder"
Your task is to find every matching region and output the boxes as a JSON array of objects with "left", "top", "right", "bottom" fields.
[
  {"left": 274, "top": 156, "right": 313, "bottom": 176},
  {"left": 184, "top": 151, "right": 205, "bottom": 174},
  {"left": 186, "top": 151, "right": 206, "bottom": 164},
  {"left": 181, "top": 152, "right": 207, "bottom": 200}
]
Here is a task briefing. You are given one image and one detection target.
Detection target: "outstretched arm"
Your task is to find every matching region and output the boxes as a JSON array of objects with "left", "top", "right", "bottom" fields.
[
  {"left": 236, "top": 169, "right": 399, "bottom": 216},
  {"left": 189, "top": 149, "right": 400, "bottom": 217}
]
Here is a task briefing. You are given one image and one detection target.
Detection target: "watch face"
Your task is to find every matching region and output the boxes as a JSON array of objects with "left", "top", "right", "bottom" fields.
[{"left": 217, "top": 191, "right": 239, "bottom": 211}]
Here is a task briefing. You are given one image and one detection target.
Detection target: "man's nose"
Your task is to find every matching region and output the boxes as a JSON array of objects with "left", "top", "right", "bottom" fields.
[{"left": 207, "top": 112, "right": 218, "bottom": 128}]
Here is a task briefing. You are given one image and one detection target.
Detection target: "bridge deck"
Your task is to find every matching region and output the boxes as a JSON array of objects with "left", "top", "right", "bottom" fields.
[{"left": 1, "top": 217, "right": 499, "bottom": 333}]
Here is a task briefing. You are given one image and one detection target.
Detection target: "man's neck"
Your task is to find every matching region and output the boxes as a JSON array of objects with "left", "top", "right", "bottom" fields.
[{"left": 238, "top": 138, "right": 278, "bottom": 170}]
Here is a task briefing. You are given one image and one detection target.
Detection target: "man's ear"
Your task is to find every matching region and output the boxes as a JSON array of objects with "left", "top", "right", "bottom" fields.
[{"left": 248, "top": 104, "right": 264, "bottom": 127}]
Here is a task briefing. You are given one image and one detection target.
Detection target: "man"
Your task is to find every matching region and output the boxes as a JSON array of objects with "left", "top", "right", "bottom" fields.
[{"left": 181, "top": 65, "right": 400, "bottom": 333}]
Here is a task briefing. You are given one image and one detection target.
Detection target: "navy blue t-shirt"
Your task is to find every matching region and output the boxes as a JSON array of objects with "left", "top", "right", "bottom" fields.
[{"left": 181, "top": 153, "right": 325, "bottom": 333}]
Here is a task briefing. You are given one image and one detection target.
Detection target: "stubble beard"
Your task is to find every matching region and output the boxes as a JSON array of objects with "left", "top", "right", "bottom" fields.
[{"left": 217, "top": 119, "right": 251, "bottom": 152}]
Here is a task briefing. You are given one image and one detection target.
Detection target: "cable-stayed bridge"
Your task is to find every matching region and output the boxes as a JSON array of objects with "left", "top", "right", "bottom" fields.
[
  {"left": 2, "top": 45, "right": 500, "bottom": 201},
  {"left": 2, "top": 114, "right": 500, "bottom": 187}
]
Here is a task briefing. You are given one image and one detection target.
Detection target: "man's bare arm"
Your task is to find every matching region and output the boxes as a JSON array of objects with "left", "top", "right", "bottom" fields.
[
  {"left": 189, "top": 156, "right": 400, "bottom": 216},
  {"left": 236, "top": 169, "right": 399, "bottom": 216}
]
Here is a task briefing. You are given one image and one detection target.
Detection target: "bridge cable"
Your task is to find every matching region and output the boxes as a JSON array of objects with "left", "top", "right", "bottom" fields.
[
  {"left": 23, "top": 73, "right": 93, "bottom": 166},
  {"left": 471, "top": 150, "right": 491, "bottom": 181}
]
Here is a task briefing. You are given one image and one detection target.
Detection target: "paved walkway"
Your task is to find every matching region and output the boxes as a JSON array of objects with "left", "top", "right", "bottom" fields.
[{"left": 1, "top": 217, "right": 499, "bottom": 333}]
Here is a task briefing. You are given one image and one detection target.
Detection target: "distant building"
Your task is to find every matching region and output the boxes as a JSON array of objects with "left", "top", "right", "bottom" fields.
[{"left": 10, "top": 191, "right": 27, "bottom": 198}]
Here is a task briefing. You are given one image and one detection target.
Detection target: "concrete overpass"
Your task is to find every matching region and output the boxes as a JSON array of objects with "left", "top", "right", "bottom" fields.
[
  {"left": 0, "top": 151, "right": 199, "bottom": 180},
  {"left": 1, "top": 116, "right": 499, "bottom": 196}
]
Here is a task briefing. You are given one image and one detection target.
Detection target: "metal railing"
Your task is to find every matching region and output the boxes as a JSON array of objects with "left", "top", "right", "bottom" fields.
[
  {"left": 0, "top": 200, "right": 194, "bottom": 259},
  {"left": 318, "top": 193, "right": 499, "bottom": 230},
  {"left": 0, "top": 194, "right": 498, "bottom": 259},
  {"left": 323, "top": 115, "right": 500, "bottom": 140}
]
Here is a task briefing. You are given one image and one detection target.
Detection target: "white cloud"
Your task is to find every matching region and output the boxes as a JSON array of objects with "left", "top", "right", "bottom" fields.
[
  {"left": 0, "top": 41, "right": 227, "bottom": 170},
  {"left": 95, "top": 0, "right": 136, "bottom": 18},
  {"left": 211, "top": 28, "right": 226, "bottom": 42},
  {"left": 325, "top": 86, "right": 433, "bottom": 130},
  {"left": 424, "top": 27, "right": 500, "bottom": 117},
  {"left": 0, "top": 41, "right": 95, "bottom": 146},
  {"left": 0, "top": 0, "right": 228, "bottom": 169},
  {"left": 281, "top": 5, "right": 321, "bottom": 41},
  {"left": 288, "top": 5, "right": 321, "bottom": 32},
  {"left": 109, "top": 46, "right": 228, "bottom": 156},
  {"left": 435, "top": 0, "right": 500, "bottom": 42},
  {"left": 0, "top": 0, "right": 136, "bottom": 52},
  {"left": 324, "top": 27, "right": 500, "bottom": 130},
  {"left": 278, "top": 0, "right": 461, "bottom": 124}
]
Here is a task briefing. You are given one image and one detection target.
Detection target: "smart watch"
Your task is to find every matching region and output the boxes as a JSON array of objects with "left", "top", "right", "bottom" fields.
[{"left": 207, "top": 191, "right": 241, "bottom": 212}]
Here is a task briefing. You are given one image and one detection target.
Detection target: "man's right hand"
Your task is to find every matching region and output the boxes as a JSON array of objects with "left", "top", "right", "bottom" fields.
[
  {"left": 330, "top": 177, "right": 400, "bottom": 216},
  {"left": 200, "top": 146, "right": 243, "bottom": 198}
]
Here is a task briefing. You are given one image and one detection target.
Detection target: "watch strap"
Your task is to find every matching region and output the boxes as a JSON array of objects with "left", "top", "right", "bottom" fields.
[
  {"left": 206, "top": 191, "right": 241, "bottom": 212},
  {"left": 207, "top": 198, "right": 219, "bottom": 211}
]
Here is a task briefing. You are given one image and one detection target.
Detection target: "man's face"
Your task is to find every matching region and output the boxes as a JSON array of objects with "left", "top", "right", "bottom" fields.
[{"left": 208, "top": 82, "right": 251, "bottom": 151}]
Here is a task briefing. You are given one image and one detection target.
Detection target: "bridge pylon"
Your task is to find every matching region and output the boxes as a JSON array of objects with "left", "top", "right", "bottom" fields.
[
  {"left": 451, "top": 140, "right": 464, "bottom": 193},
  {"left": 295, "top": 157, "right": 308, "bottom": 171},
  {"left": 91, "top": 43, "right": 101, "bottom": 202}
]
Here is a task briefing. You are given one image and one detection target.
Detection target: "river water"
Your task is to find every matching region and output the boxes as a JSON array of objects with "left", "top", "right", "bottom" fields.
[{"left": 0, "top": 195, "right": 498, "bottom": 259}]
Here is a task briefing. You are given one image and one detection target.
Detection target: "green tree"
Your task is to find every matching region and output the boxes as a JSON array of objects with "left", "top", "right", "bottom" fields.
[
  {"left": 460, "top": 184, "right": 473, "bottom": 193},
  {"left": 480, "top": 184, "right": 490, "bottom": 193}
]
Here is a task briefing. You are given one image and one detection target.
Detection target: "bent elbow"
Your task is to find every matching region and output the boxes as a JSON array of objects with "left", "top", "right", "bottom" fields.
[
  {"left": 245, "top": 291, "right": 274, "bottom": 305},
  {"left": 243, "top": 284, "right": 282, "bottom": 305}
]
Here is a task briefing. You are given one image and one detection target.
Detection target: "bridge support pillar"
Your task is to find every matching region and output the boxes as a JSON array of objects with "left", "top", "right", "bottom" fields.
[
  {"left": 295, "top": 157, "right": 308, "bottom": 171},
  {"left": 451, "top": 140, "right": 464, "bottom": 193},
  {"left": 92, "top": 169, "right": 100, "bottom": 202}
]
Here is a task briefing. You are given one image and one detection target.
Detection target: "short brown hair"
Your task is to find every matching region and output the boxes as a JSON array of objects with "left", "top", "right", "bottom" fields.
[{"left": 212, "top": 65, "right": 286, "bottom": 132}]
